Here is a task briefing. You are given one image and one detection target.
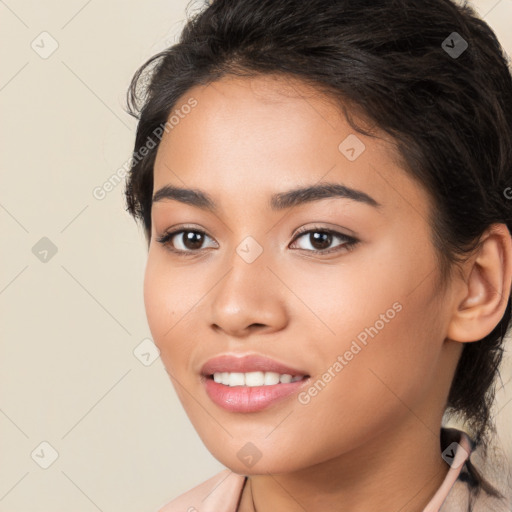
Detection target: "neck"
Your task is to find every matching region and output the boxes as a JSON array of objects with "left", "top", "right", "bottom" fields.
[{"left": 239, "top": 416, "right": 450, "bottom": 512}]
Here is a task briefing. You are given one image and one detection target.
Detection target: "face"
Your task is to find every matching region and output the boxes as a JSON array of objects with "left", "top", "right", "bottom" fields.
[{"left": 144, "top": 74, "right": 458, "bottom": 475}]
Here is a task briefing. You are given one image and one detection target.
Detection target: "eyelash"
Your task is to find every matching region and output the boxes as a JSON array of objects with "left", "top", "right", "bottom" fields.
[{"left": 156, "top": 225, "right": 359, "bottom": 257}]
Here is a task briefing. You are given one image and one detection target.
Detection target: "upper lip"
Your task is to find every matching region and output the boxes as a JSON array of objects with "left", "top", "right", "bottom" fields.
[{"left": 201, "top": 354, "right": 309, "bottom": 376}]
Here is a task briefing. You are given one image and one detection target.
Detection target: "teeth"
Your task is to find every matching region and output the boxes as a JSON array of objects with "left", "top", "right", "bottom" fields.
[
  {"left": 229, "top": 372, "right": 245, "bottom": 387},
  {"left": 264, "top": 371, "right": 280, "bottom": 385},
  {"left": 212, "top": 371, "right": 305, "bottom": 387},
  {"left": 245, "top": 371, "right": 265, "bottom": 386}
]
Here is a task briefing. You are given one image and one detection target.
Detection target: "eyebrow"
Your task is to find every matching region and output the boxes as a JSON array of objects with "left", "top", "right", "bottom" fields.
[{"left": 152, "top": 182, "right": 381, "bottom": 212}]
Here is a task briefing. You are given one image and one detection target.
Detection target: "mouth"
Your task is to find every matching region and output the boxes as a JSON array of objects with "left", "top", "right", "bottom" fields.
[{"left": 200, "top": 354, "right": 310, "bottom": 412}]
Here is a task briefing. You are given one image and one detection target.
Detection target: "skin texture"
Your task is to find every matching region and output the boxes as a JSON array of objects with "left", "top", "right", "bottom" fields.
[{"left": 144, "top": 74, "right": 512, "bottom": 512}]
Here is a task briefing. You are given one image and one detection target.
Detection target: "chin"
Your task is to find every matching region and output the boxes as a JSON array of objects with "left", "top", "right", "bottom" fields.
[{"left": 206, "top": 445, "right": 306, "bottom": 476}]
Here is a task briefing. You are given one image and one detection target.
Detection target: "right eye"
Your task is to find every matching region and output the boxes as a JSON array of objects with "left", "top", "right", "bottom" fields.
[{"left": 156, "top": 228, "right": 218, "bottom": 254}]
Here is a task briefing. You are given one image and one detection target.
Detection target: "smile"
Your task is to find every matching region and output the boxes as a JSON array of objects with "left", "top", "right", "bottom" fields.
[
  {"left": 200, "top": 353, "right": 311, "bottom": 412},
  {"left": 211, "top": 371, "right": 305, "bottom": 387}
]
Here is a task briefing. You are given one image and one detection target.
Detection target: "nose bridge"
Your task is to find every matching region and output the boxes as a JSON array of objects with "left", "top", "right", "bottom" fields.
[
  {"left": 208, "top": 233, "right": 287, "bottom": 334},
  {"left": 219, "top": 233, "right": 271, "bottom": 307}
]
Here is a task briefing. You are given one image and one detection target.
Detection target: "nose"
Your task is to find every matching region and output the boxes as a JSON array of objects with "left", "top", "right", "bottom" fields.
[{"left": 208, "top": 245, "right": 289, "bottom": 338}]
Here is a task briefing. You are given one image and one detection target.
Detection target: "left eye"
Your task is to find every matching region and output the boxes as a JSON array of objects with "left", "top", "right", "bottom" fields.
[{"left": 290, "top": 229, "right": 358, "bottom": 253}]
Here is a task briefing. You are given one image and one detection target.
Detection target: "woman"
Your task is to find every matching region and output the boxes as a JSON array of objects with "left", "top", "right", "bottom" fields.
[{"left": 124, "top": 0, "right": 512, "bottom": 510}]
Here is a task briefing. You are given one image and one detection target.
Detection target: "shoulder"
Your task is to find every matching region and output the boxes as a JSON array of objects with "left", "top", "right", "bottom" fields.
[
  {"left": 439, "top": 428, "right": 512, "bottom": 512},
  {"left": 157, "top": 469, "right": 247, "bottom": 512}
]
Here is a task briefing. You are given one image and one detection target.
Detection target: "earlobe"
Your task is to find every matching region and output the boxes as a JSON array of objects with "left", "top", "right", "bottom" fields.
[{"left": 446, "top": 223, "right": 512, "bottom": 343}]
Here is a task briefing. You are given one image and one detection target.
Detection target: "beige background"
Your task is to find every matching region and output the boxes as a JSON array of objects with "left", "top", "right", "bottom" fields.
[{"left": 1, "top": 1, "right": 511, "bottom": 510}]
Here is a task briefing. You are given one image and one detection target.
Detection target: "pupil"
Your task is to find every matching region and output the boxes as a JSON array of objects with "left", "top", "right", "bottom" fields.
[
  {"left": 311, "top": 232, "right": 331, "bottom": 250},
  {"left": 184, "top": 231, "right": 204, "bottom": 250}
]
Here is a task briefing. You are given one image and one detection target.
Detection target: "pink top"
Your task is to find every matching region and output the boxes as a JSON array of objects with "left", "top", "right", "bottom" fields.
[{"left": 158, "top": 430, "right": 473, "bottom": 512}]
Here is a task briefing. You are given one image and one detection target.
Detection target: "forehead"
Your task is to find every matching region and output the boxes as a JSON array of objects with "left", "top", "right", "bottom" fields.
[{"left": 152, "top": 74, "right": 430, "bottom": 220}]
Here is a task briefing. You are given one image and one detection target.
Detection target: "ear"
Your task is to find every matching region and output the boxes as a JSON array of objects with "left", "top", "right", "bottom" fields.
[{"left": 446, "top": 223, "right": 512, "bottom": 343}]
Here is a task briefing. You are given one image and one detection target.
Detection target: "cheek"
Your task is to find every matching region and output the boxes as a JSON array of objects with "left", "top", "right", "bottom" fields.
[
  {"left": 143, "top": 253, "right": 190, "bottom": 360},
  {"left": 290, "top": 246, "right": 444, "bottom": 401},
  {"left": 316, "top": 272, "right": 445, "bottom": 421},
  {"left": 271, "top": 299, "right": 443, "bottom": 470},
  {"left": 143, "top": 257, "right": 168, "bottom": 342}
]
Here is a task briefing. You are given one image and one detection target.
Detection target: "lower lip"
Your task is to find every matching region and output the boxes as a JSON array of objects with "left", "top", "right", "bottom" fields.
[{"left": 203, "top": 376, "right": 309, "bottom": 412}]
